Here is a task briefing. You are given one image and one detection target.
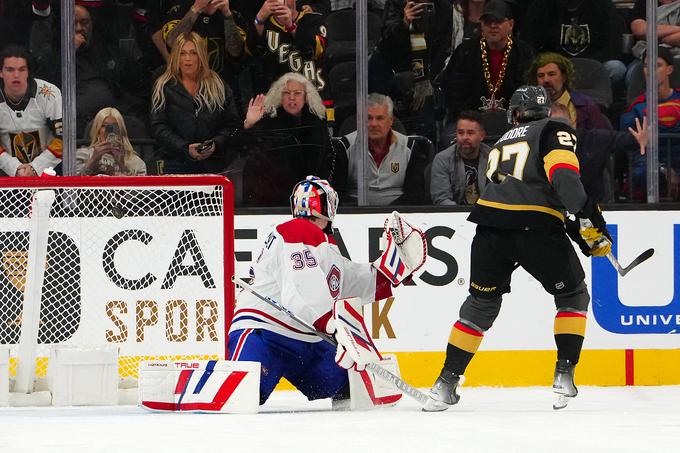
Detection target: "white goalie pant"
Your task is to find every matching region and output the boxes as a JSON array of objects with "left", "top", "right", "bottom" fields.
[
  {"left": 139, "top": 360, "right": 260, "bottom": 413},
  {"left": 346, "top": 354, "right": 403, "bottom": 410}
]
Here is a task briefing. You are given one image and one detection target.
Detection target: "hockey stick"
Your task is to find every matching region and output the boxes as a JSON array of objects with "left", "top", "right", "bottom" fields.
[
  {"left": 578, "top": 218, "right": 654, "bottom": 277},
  {"left": 232, "top": 276, "right": 430, "bottom": 406},
  {"left": 606, "top": 248, "right": 655, "bottom": 277}
]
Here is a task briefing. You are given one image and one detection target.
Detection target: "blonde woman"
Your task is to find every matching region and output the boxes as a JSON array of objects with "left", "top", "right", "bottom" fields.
[
  {"left": 240, "top": 72, "right": 334, "bottom": 206},
  {"left": 150, "top": 32, "right": 240, "bottom": 174},
  {"left": 75, "top": 107, "right": 147, "bottom": 176}
]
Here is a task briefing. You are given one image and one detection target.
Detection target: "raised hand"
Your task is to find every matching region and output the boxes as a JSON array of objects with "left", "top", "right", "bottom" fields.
[
  {"left": 403, "top": 1, "right": 425, "bottom": 26},
  {"left": 257, "top": 0, "right": 280, "bottom": 23},
  {"left": 191, "top": 0, "right": 212, "bottom": 14},
  {"left": 212, "top": 0, "right": 231, "bottom": 17},
  {"left": 627, "top": 116, "right": 648, "bottom": 155},
  {"left": 244, "top": 94, "right": 267, "bottom": 129},
  {"left": 15, "top": 164, "right": 37, "bottom": 177},
  {"left": 271, "top": 2, "right": 293, "bottom": 28}
]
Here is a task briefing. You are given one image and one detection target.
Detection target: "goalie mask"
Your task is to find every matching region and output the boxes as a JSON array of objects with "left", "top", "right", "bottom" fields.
[
  {"left": 290, "top": 176, "right": 338, "bottom": 232},
  {"left": 507, "top": 85, "right": 551, "bottom": 125}
]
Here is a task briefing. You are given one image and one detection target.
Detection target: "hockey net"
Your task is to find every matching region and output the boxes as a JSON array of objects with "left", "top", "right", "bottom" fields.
[{"left": 0, "top": 175, "right": 234, "bottom": 393}]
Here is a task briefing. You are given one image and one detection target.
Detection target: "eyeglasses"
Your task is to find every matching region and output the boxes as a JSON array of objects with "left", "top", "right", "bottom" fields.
[{"left": 282, "top": 90, "right": 305, "bottom": 98}]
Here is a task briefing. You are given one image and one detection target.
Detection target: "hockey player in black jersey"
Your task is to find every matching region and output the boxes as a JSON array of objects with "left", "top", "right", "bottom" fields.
[{"left": 424, "top": 85, "right": 612, "bottom": 411}]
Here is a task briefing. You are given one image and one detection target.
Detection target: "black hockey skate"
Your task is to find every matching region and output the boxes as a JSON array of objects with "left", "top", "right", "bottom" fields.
[
  {"left": 552, "top": 359, "right": 578, "bottom": 410},
  {"left": 423, "top": 370, "right": 461, "bottom": 412}
]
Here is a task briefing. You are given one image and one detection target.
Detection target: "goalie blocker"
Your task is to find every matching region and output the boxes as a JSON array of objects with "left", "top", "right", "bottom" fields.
[{"left": 139, "top": 360, "right": 260, "bottom": 413}]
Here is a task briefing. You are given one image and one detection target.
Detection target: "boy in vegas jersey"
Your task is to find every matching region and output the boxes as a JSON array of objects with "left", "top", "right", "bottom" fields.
[
  {"left": 424, "top": 86, "right": 613, "bottom": 411},
  {"left": 228, "top": 176, "right": 394, "bottom": 405},
  {"left": 0, "top": 45, "right": 62, "bottom": 176}
]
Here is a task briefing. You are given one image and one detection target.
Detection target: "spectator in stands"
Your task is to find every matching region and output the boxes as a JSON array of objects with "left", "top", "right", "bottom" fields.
[
  {"left": 127, "top": 1, "right": 171, "bottom": 85},
  {"left": 551, "top": 103, "right": 648, "bottom": 203},
  {"left": 440, "top": 0, "right": 534, "bottom": 120},
  {"left": 522, "top": 0, "right": 626, "bottom": 87},
  {"left": 627, "top": 0, "right": 680, "bottom": 85},
  {"left": 528, "top": 52, "right": 612, "bottom": 131},
  {"left": 0, "top": 45, "right": 61, "bottom": 177},
  {"left": 150, "top": 32, "right": 240, "bottom": 175},
  {"left": 239, "top": 72, "right": 334, "bottom": 206},
  {"left": 373, "top": 0, "right": 452, "bottom": 143},
  {"left": 0, "top": 1, "right": 50, "bottom": 51},
  {"left": 76, "top": 107, "right": 147, "bottom": 176},
  {"left": 620, "top": 45, "right": 680, "bottom": 201},
  {"left": 335, "top": 93, "right": 429, "bottom": 206},
  {"left": 450, "top": 0, "right": 486, "bottom": 51},
  {"left": 232, "top": 0, "right": 331, "bottom": 22},
  {"left": 630, "top": 0, "right": 680, "bottom": 55},
  {"left": 243, "top": 0, "right": 333, "bottom": 120},
  {"left": 72, "top": 4, "right": 148, "bottom": 136},
  {"left": 430, "top": 110, "right": 490, "bottom": 205},
  {"left": 155, "top": 0, "right": 245, "bottom": 88}
]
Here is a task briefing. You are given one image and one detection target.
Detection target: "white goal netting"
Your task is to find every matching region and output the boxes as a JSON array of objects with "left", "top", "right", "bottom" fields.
[{"left": 0, "top": 176, "right": 233, "bottom": 389}]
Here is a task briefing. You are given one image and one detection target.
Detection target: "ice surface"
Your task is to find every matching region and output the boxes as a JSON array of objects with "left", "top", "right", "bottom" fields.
[{"left": 2, "top": 386, "right": 679, "bottom": 453}]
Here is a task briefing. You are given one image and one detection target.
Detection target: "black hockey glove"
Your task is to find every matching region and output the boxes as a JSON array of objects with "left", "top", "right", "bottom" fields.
[
  {"left": 574, "top": 197, "right": 613, "bottom": 257},
  {"left": 565, "top": 217, "right": 592, "bottom": 257},
  {"left": 577, "top": 197, "right": 612, "bottom": 243}
]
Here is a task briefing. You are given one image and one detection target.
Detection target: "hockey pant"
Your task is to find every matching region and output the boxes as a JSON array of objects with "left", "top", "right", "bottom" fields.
[
  {"left": 228, "top": 328, "right": 348, "bottom": 405},
  {"left": 444, "top": 226, "right": 590, "bottom": 374}
]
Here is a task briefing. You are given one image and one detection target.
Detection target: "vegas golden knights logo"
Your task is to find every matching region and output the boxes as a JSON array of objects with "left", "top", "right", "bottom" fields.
[
  {"left": 2, "top": 250, "right": 29, "bottom": 292},
  {"left": 10, "top": 131, "right": 41, "bottom": 163},
  {"left": 1, "top": 250, "right": 49, "bottom": 292},
  {"left": 390, "top": 162, "right": 400, "bottom": 174}
]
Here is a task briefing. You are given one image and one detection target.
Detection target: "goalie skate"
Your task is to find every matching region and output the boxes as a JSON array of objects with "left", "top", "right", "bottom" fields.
[
  {"left": 553, "top": 359, "right": 578, "bottom": 410},
  {"left": 423, "top": 370, "right": 461, "bottom": 412}
]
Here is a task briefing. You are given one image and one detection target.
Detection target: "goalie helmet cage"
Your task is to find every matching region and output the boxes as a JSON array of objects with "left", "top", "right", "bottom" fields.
[{"left": 0, "top": 175, "right": 234, "bottom": 396}]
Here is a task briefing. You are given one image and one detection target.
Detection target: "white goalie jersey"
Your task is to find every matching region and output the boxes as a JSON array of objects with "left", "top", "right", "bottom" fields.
[
  {"left": 230, "top": 218, "right": 392, "bottom": 342},
  {"left": 0, "top": 78, "right": 63, "bottom": 176}
]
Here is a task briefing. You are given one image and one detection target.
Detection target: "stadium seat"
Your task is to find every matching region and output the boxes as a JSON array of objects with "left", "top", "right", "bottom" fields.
[
  {"left": 327, "top": 62, "right": 358, "bottom": 129},
  {"left": 571, "top": 58, "right": 613, "bottom": 109},
  {"left": 324, "top": 9, "right": 382, "bottom": 70},
  {"left": 481, "top": 110, "right": 512, "bottom": 144}
]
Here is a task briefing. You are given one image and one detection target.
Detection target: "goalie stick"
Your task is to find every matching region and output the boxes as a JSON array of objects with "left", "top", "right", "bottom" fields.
[
  {"left": 606, "top": 248, "right": 655, "bottom": 277},
  {"left": 231, "top": 276, "right": 430, "bottom": 406}
]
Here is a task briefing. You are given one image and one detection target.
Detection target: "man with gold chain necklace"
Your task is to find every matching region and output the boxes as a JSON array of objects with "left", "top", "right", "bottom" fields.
[{"left": 440, "top": 0, "right": 534, "bottom": 122}]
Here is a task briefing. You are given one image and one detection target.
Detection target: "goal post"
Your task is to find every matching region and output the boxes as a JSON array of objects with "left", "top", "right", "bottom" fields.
[{"left": 0, "top": 175, "right": 234, "bottom": 402}]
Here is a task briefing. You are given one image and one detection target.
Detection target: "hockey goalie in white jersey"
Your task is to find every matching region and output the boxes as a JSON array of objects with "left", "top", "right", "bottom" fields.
[
  {"left": 228, "top": 176, "right": 427, "bottom": 407},
  {"left": 0, "top": 45, "right": 62, "bottom": 176}
]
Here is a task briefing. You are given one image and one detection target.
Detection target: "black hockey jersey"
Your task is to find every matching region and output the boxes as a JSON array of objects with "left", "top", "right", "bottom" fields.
[
  {"left": 155, "top": 0, "right": 246, "bottom": 76},
  {"left": 469, "top": 118, "right": 587, "bottom": 230},
  {"left": 244, "top": 10, "right": 327, "bottom": 93}
]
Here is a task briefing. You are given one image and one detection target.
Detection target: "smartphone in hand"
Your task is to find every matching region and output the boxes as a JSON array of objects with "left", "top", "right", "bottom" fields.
[
  {"left": 196, "top": 139, "right": 214, "bottom": 153},
  {"left": 420, "top": 2, "right": 435, "bottom": 17},
  {"left": 105, "top": 123, "right": 121, "bottom": 148}
]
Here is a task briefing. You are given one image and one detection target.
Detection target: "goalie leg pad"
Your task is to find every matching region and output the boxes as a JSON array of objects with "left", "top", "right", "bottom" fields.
[
  {"left": 139, "top": 360, "right": 260, "bottom": 413},
  {"left": 347, "top": 354, "right": 403, "bottom": 410},
  {"left": 333, "top": 298, "right": 382, "bottom": 369}
]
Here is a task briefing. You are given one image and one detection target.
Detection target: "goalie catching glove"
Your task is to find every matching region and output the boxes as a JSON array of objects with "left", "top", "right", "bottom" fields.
[
  {"left": 566, "top": 197, "right": 612, "bottom": 257},
  {"left": 323, "top": 298, "right": 382, "bottom": 372},
  {"left": 372, "top": 211, "right": 427, "bottom": 285}
]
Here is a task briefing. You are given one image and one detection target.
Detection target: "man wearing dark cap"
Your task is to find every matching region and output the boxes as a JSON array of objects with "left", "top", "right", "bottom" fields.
[
  {"left": 620, "top": 45, "right": 680, "bottom": 201},
  {"left": 440, "top": 0, "right": 534, "bottom": 122}
]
